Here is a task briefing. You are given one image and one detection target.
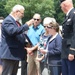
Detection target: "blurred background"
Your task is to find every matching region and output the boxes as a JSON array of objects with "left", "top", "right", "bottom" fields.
[{"left": 0, "top": 0, "right": 75, "bottom": 25}]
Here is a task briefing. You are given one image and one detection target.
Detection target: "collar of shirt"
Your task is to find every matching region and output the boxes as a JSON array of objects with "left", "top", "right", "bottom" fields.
[
  {"left": 32, "top": 24, "right": 40, "bottom": 29},
  {"left": 66, "top": 7, "right": 74, "bottom": 16},
  {"left": 9, "top": 14, "right": 16, "bottom": 21},
  {"left": 49, "top": 33, "right": 58, "bottom": 42},
  {"left": 28, "top": 24, "right": 45, "bottom": 46}
]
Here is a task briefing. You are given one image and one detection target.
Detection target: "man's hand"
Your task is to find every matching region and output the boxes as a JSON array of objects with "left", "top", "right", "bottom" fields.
[
  {"left": 25, "top": 47, "right": 33, "bottom": 54},
  {"left": 26, "top": 19, "right": 34, "bottom": 26},
  {"left": 68, "top": 54, "right": 74, "bottom": 61}
]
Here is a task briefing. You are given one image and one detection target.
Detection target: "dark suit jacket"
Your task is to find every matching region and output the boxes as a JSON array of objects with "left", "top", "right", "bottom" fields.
[
  {"left": 61, "top": 8, "right": 75, "bottom": 59},
  {"left": 1, "top": 15, "right": 29, "bottom": 60},
  {"left": 47, "top": 34, "right": 62, "bottom": 66}
]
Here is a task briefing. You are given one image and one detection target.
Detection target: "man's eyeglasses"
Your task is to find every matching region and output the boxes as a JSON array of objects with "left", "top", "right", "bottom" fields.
[
  {"left": 33, "top": 18, "right": 40, "bottom": 21},
  {"left": 44, "top": 26, "right": 53, "bottom": 29},
  {"left": 18, "top": 11, "right": 24, "bottom": 15}
]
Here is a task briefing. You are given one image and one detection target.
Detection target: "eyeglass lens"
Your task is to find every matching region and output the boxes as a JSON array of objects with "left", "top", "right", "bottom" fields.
[
  {"left": 44, "top": 26, "right": 52, "bottom": 28},
  {"left": 33, "top": 18, "right": 40, "bottom": 21}
]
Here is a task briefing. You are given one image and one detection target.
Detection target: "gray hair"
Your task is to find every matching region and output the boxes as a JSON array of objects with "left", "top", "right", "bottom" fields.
[
  {"left": 11, "top": 4, "right": 25, "bottom": 13},
  {"left": 43, "top": 17, "right": 56, "bottom": 25},
  {"left": 33, "top": 13, "right": 41, "bottom": 19}
]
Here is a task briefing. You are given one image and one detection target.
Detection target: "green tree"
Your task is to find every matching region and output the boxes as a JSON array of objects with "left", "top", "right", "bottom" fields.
[
  {"left": 5, "top": 0, "right": 22, "bottom": 13},
  {"left": 54, "top": 0, "right": 75, "bottom": 24},
  {"left": 1, "top": 0, "right": 75, "bottom": 24},
  {"left": 54, "top": 0, "right": 65, "bottom": 24},
  {"left": 5, "top": 0, "right": 55, "bottom": 23},
  {"left": 0, "top": 1, "right": 8, "bottom": 18},
  {"left": 73, "top": 0, "right": 75, "bottom": 7}
]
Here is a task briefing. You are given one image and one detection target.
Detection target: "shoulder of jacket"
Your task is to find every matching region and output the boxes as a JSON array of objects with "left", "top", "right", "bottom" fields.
[{"left": 73, "top": 11, "right": 75, "bottom": 14}]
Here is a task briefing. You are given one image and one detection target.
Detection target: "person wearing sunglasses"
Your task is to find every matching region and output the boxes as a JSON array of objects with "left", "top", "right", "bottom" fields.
[
  {"left": 36, "top": 17, "right": 51, "bottom": 74},
  {"left": 26, "top": 13, "right": 45, "bottom": 75},
  {"left": 39, "top": 17, "right": 62, "bottom": 75}
]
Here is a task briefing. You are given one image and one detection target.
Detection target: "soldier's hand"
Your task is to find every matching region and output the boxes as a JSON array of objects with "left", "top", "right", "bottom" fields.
[{"left": 68, "top": 54, "right": 74, "bottom": 61}]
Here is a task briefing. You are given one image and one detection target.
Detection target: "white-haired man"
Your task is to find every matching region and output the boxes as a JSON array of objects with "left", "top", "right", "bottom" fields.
[
  {"left": 1, "top": 4, "right": 33, "bottom": 75},
  {"left": 60, "top": 0, "right": 75, "bottom": 75}
]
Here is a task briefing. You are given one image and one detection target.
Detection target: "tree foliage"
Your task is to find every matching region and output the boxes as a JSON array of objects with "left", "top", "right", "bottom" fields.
[
  {"left": 54, "top": 0, "right": 75, "bottom": 24},
  {"left": 0, "top": 1, "right": 8, "bottom": 18},
  {"left": 54, "top": 0, "right": 65, "bottom": 24},
  {"left": 0, "top": 0, "right": 75, "bottom": 24},
  {"left": 5, "top": 0, "right": 22, "bottom": 13},
  {"left": 4, "top": 0, "right": 55, "bottom": 22}
]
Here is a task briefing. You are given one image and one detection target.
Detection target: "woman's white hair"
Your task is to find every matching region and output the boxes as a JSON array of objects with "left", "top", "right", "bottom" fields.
[
  {"left": 11, "top": 4, "right": 25, "bottom": 13},
  {"left": 43, "top": 17, "right": 56, "bottom": 25}
]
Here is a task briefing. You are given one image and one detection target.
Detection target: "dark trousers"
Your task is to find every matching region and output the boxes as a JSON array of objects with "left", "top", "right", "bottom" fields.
[
  {"left": 62, "top": 59, "right": 75, "bottom": 75},
  {"left": 49, "top": 66, "right": 61, "bottom": 75},
  {"left": 2, "top": 59, "right": 19, "bottom": 75},
  {"left": 40, "top": 61, "right": 44, "bottom": 73},
  {"left": 21, "top": 61, "right": 27, "bottom": 75}
]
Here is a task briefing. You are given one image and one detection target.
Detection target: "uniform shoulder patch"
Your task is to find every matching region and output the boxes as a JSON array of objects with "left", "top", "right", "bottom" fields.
[{"left": 73, "top": 12, "right": 75, "bottom": 14}]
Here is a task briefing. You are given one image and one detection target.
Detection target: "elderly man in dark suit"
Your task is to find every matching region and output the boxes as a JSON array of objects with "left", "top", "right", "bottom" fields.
[
  {"left": 1, "top": 4, "right": 33, "bottom": 75},
  {"left": 60, "top": 0, "right": 75, "bottom": 75}
]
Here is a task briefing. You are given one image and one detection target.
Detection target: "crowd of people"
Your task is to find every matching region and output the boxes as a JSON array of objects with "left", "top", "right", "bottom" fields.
[{"left": 0, "top": 0, "right": 75, "bottom": 75}]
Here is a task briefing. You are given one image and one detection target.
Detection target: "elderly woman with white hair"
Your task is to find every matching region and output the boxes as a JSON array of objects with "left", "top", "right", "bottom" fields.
[
  {"left": 36, "top": 17, "right": 51, "bottom": 73},
  {"left": 39, "top": 17, "right": 62, "bottom": 75}
]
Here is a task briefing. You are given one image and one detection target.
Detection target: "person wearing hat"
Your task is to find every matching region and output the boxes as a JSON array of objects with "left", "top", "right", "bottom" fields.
[
  {"left": 60, "top": 0, "right": 75, "bottom": 75},
  {"left": 39, "top": 17, "right": 62, "bottom": 75}
]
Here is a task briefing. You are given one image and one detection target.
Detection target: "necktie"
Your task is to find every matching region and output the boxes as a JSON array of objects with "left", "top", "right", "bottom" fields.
[{"left": 16, "top": 21, "right": 21, "bottom": 27}]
